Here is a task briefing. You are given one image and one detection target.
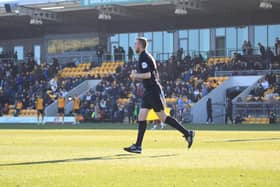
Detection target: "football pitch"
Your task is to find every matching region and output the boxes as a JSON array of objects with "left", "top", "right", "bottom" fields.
[{"left": 0, "top": 124, "right": 280, "bottom": 187}]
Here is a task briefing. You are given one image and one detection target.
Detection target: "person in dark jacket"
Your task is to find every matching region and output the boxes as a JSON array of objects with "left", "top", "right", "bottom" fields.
[
  {"left": 265, "top": 47, "right": 274, "bottom": 69},
  {"left": 235, "top": 114, "right": 246, "bottom": 124},
  {"left": 225, "top": 98, "right": 233, "bottom": 124},
  {"left": 127, "top": 101, "right": 135, "bottom": 124},
  {"left": 275, "top": 37, "right": 279, "bottom": 56},
  {"left": 258, "top": 43, "right": 266, "bottom": 58},
  {"left": 206, "top": 98, "right": 213, "bottom": 124},
  {"left": 128, "top": 47, "right": 134, "bottom": 62}
]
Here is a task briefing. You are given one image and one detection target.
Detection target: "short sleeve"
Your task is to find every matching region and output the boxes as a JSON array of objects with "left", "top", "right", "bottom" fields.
[{"left": 139, "top": 56, "right": 150, "bottom": 73}]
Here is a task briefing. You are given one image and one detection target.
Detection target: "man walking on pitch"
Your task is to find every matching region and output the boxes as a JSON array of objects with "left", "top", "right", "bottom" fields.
[{"left": 124, "top": 37, "right": 195, "bottom": 154}]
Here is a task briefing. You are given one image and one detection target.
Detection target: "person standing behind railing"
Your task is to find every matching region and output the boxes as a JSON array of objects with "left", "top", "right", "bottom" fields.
[
  {"left": 274, "top": 37, "right": 280, "bottom": 56},
  {"left": 113, "top": 46, "right": 119, "bottom": 61},
  {"left": 265, "top": 47, "right": 274, "bottom": 69},
  {"left": 258, "top": 43, "right": 266, "bottom": 59},
  {"left": 128, "top": 46, "right": 134, "bottom": 62},
  {"left": 277, "top": 43, "right": 280, "bottom": 58},
  {"left": 242, "top": 40, "right": 248, "bottom": 55},
  {"left": 96, "top": 46, "right": 104, "bottom": 65}
]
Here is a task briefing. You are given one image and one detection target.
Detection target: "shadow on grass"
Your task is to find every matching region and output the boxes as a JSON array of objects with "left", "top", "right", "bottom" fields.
[
  {"left": 0, "top": 154, "right": 177, "bottom": 167},
  {"left": 206, "top": 137, "right": 280, "bottom": 143}
]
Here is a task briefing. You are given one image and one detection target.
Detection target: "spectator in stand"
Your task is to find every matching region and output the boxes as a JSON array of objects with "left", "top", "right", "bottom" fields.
[
  {"left": 2, "top": 103, "right": 9, "bottom": 115},
  {"left": 177, "top": 48, "right": 183, "bottom": 61},
  {"left": 242, "top": 40, "right": 249, "bottom": 55},
  {"left": 118, "top": 46, "right": 125, "bottom": 61},
  {"left": 265, "top": 47, "right": 274, "bottom": 69},
  {"left": 269, "top": 112, "right": 277, "bottom": 124},
  {"left": 177, "top": 95, "right": 184, "bottom": 122},
  {"left": 258, "top": 42, "right": 266, "bottom": 58},
  {"left": 247, "top": 41, "right": 253, "bottom": 55},
  {"left": 277, "top": 43, "right": 280, "bottom": 58},
  {"left": 167, "top": 60, "right": 177, "bottom": 80},
  {"left": 14, "top": 98, "right": 23, "bottom": 117},
  {"left": 275, "top": 37, "right": 280, "bottom": 56},
  {"left": 96, "top": 46, "right": 104, "bottom": 65},
  {"left": 128, "top": 46, "right": 134, "bottom": 62},
  {"left": 113, "top": 46, "right": 119, "bottom": 61},
  {"left": 261, "top": 78, "right": 269, "bottom": 90}
]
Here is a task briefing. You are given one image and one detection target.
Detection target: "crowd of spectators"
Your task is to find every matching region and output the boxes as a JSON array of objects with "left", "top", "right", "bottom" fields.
[
  {"left": 0, "top": 38, "right": 279, "bottom": 120},
  {"left": 77, "top": 63, "right": 133, "bottom": 121},
  {"left": 76, "top": 54, "right": 217, "bottom": 122},
  {"left": 38, "top": 43, "right": 280, "bottom": 122},
  {"left": 211, "top": 39, "right": 280, "bottom": 72},
  {"left": 0, "top": 51, "right": 60, "bottom": 115},
  {"left": 158, "top": 54, "right": 216, "bottom": 103},
  {"left": 247, "top": 73, "right": 280, "bottom": 102}
]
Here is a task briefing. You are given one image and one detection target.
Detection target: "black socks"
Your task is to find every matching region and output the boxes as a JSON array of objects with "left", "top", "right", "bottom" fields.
[
  {"left": 135, "top": 121, "right": 147, "bottom": 147},
  {"left": 135, "top": 117, "right": 188, "bottom": 147},
  {"left": 165, "top": 116, "right": 189, "bottom": 136}
]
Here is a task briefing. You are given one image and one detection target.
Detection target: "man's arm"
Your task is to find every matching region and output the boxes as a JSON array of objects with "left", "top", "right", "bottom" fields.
[
  {"left": 131, "top": 71, "right": 151, "bottom": 80},
  {"left": 131, "top": 58, "right": 152, "bottom": 80}
]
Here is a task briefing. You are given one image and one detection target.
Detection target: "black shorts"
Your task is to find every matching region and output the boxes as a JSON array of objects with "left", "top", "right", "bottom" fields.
[
  {"left": 37, "top": 109, "right": 44, "bottom": 115},
  {"left": 58, "top": 108, "right": 64, "bottom": 114},
  {"left": 141, "top": 89, "right": 165, "bottom": 112},
  {"left": 74, "top": 109, "right": 80, "bottom": 114}
]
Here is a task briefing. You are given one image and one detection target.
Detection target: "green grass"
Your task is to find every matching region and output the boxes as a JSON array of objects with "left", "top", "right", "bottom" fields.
[
  {"left": 0, "top": 123, "right": 280, "bottom": 187},
  {"left": 1, "top": 123, "right": 280, "bottom": 131}
]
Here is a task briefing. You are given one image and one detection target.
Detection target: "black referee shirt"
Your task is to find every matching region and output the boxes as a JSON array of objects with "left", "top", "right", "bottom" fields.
[{"left": 137, "top": 50, "right": 160, "bottom": 91}]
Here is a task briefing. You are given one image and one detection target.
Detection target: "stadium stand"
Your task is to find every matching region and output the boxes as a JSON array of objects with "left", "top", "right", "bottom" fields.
[
  {"left": 71, "top": 54, "right": 231, "bottom": 122},
  {"left": 0, "top": 42, "right": 279, "bottom": 123}
]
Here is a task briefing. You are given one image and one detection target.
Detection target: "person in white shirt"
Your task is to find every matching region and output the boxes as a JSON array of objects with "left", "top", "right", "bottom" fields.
[{"left": 261, "top": 80, "right": 269, "bottom": 90}]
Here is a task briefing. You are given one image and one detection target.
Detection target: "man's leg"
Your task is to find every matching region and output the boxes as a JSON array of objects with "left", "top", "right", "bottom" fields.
[
  {"left": 210, "top": 113, "right": 213, "bottom": 123},
  {"left": 156, "top": 111, "right": 189, "bottom": 136},
  {"left": 42, "top": 112, "right": 44, "bottom": 124},
  {"left": 37, "top": 112, "right": 40, "bottom": 125},
  {"left": 156, "top": 110, "right": 195, "bottom": 149},
  {"left": 206, "top": 112, "right": 210, "bottom": 123},
  {"left": 62, "top": 113, "right": 64, "bottom": 124},
  {"left": 124, "top": 108, "right": 149, "bottom": 154},
  {"left": 135, "top": 108, "right": 149, "bottom": 147},
  {"left": 128, "top": 115, "right": 132, "bottom": 124},
  {"left": 225, "top": 113, "right": 228, "bottom": 124},
  {"left": 229, "top": 114, "right": 233, "bottom": 124}
]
